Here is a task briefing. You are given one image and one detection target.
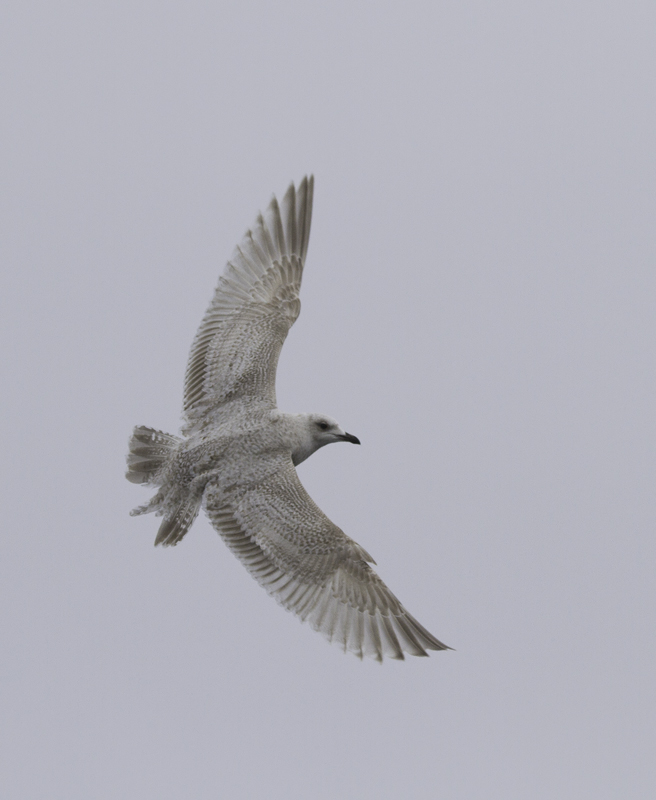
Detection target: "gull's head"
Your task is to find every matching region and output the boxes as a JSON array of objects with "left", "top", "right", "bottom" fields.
[{"left": 291, "top": 413, "right": 360, "bottom": 466}]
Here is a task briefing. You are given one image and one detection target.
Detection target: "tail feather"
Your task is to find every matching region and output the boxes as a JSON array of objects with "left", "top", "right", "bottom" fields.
[
  {"left": 129, "top": 490, "right": 165, "bottom": 517},
  {"left": 154, "top": 496, "right": 202, "bottom": 547},
  {"left": 126, "top": 425, "right": 199, "bottom": 547},
  {"left": 126, "top": 426, "right": 181, "bottom": 485}
]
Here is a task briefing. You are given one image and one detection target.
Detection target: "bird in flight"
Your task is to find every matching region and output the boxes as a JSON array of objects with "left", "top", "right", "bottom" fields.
[{"left": 126, "top": 177, "right": 450, "bottom": 661}]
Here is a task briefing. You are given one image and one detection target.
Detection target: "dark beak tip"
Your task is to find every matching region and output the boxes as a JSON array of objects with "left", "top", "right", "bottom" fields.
[{"left": 344, "top": 432, "right": 361, "bottom": 445}]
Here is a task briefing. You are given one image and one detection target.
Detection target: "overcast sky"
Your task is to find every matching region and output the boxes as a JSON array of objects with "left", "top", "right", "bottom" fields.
[{"left": 2, "top": 2, "right": 655, "bottom": 798}]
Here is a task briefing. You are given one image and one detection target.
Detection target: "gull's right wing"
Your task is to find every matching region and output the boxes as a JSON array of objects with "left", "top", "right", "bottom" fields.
[
  {"left": 183, "top": 177, "right": 314, "bottom": 433},
  {"left": 204, "top": 460, "right": 450, "bottom": 661}
]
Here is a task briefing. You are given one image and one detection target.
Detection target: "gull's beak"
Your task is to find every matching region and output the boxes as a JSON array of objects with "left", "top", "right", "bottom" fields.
[{"left": 338, "top": 432, "right": 361, "bottom": 445}]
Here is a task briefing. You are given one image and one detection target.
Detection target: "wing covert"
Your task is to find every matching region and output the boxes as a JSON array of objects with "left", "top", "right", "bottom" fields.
[{"left": 183, "top": 177, "right": 314, "bottom": 432}]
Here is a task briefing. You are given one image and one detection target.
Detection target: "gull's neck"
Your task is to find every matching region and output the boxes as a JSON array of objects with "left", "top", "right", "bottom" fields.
[{"left": 274, "top": 412, "right": 323, "bottom": 466}]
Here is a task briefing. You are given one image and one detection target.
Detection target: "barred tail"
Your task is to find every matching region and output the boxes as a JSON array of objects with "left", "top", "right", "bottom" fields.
[{"left": 125, "top": 426, "right": 181, "bottom": 485}]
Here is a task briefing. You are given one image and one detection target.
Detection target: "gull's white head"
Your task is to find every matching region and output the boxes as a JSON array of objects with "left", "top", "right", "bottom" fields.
[{"left": 291, "top": 413, "right": 361, "bottom": 466}]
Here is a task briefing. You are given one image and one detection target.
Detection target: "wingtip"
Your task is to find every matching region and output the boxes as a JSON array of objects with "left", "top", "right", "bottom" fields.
[
  {"left": 265, "top": 176, "right": 315, "bottom": 263},
  {"left": 282, "top": 180, "right": 296, "bottom": 204}
]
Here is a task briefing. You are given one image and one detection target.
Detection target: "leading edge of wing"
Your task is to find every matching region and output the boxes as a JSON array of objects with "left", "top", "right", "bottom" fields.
[{"left": 183, "top": 176, "right": 314, "bottom": 423}]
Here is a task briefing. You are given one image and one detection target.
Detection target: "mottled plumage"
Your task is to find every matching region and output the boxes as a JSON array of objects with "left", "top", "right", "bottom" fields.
[{"left": 126, "top": 177, "right": 450, "bottom": 661}]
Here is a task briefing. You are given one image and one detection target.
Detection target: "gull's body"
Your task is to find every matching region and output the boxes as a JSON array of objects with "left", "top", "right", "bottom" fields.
[{"left": 126, "top": 177, "right": 450, "bottom": 661}]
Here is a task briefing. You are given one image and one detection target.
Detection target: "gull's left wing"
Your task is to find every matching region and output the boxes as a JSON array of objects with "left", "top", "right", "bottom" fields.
[{"left": 204, "top": 460, "right": 450, "bottom": 661}]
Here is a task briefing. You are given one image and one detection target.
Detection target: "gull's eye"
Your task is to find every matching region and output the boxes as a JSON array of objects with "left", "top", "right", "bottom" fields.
[{"left": 317, "top": 421, "right": 329, "bottom": 431}]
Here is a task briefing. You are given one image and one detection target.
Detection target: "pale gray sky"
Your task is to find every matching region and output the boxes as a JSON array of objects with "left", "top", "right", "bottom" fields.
[{"left": 1, "top": 2, "right": 655, "bottom": 798}]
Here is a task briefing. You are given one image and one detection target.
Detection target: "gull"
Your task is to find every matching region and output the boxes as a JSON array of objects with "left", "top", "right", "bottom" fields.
[{"left": 126, "top": 177, "right": 450, "bottom": 661}]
